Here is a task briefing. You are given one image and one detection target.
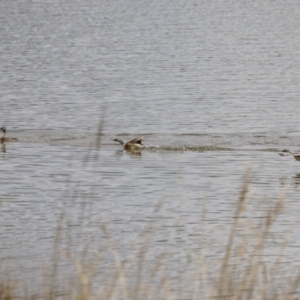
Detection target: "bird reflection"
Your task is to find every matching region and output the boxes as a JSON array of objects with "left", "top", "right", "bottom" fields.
[
  {"left": 292, "top": 173, "right": 300, "bottom": 185},
  {"left": 115, "top": 149, "right": 142, "bottom": 158},
  {"left": 279, "top": 173, "right": 300, "bottom": 187},
  {"left": 0, "top": 141, "right": 6, "bottom": 153}
]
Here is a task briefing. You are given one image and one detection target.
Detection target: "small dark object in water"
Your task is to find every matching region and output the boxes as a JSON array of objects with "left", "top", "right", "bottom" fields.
[
  {"left": 0, "top": 127, "right": 18, "bottom": 142},
  {"left": 280, "top": 149, "right": 300, "bottom": 161}
]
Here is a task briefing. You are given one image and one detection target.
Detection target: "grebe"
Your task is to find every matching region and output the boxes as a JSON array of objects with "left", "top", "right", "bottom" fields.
[
  {"left": 113, "top": 137, "right": 144, "bottom": 151},
  {"left": 0, "top": 127, "right": 18, "bottom": 142},
  {"left": 280, "top": 149, "right": 300, "bottom": 161}
]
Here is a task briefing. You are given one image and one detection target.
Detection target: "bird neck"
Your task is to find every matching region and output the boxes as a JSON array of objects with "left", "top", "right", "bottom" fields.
[{"left": 116, "top": 139, "right": 124, "bottom": 145}]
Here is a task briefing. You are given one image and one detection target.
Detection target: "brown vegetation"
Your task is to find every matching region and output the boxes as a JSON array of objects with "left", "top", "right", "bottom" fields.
[
  {"left": 1, "top": 120, "right": 299, "bottom": 299},
  {"left": 1, "top": 171, "right": 299, "bottom": 300}
]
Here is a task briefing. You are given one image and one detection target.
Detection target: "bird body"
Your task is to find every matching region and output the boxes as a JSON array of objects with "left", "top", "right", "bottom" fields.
[
  {"left": 113, "top": 137, "right": 144, "bottom": 151},
  {"left": 0, "top": 127, "right": 18, "bottom": 142},
  {"left": 280, "top": 149, "right": 300, "bottom": 161}
]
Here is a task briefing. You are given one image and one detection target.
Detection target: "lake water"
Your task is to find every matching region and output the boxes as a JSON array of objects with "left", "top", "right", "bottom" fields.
[{"left": 1, "top": 0, "right": 300, "bottom": 296}]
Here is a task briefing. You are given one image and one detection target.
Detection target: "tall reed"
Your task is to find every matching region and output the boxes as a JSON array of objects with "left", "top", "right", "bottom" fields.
[{"left": 0, "top": 120, "right": 299, "bottom": 299}]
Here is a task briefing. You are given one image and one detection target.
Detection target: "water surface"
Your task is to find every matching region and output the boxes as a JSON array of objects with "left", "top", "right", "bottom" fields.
[{"left": 1, "top": 0, "right": 300, "bottom": 294}]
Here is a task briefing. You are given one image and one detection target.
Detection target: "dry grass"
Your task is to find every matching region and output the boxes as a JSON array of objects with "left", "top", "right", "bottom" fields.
[
  {"left": 1, "top": 171, "right": 299, "bottom": 300},
  {"left": 0, "top": 281, "right": 14, "bottom": 300},
  {"left": 1, "top": 120, "right": 300, "bottom": 299}
]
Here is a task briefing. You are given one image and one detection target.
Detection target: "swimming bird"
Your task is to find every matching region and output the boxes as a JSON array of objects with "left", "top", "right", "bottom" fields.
[
  {"left": 113, "top": 137, "right": 144, "bottom": 151},
  {"left": 0, "top": 127, "right": 18, "bottom": 142},
  {"left": 280, "top": 149, "right": 300, "bottom": 161}
]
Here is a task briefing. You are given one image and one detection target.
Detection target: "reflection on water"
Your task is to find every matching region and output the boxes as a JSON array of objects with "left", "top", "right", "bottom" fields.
[
  {"left": 0, "top": 142, "right": 6, "bottom": 153},
  {"left": 279, "top": 172, "right": 300, "bottom": 187},
  {"left": 292, "top": 174, "right": 300, "bottom": 186},
  {"left": 115, "top": 149, "right": 143, "bottom": 157}
]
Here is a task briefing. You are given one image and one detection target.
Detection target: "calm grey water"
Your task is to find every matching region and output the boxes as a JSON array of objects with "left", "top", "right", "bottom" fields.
[{"left": 1, "top": 0, "right": 300, "bottom": 295}]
